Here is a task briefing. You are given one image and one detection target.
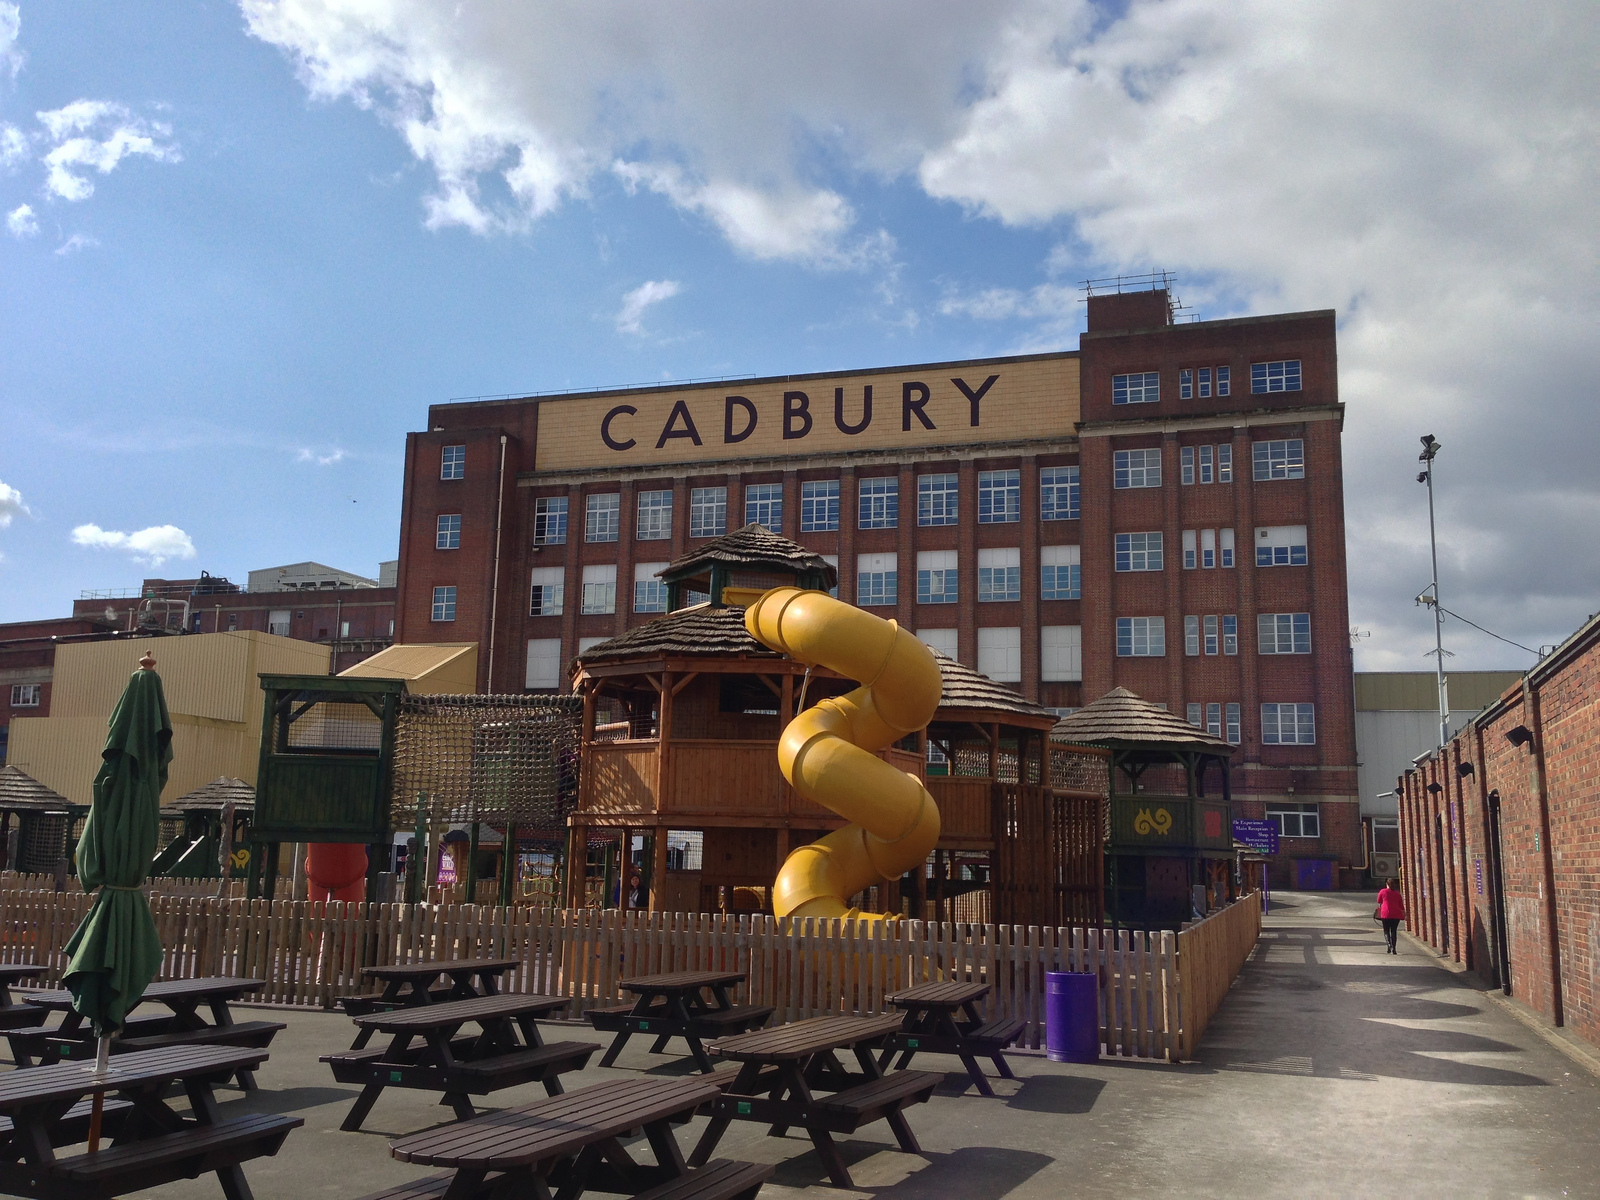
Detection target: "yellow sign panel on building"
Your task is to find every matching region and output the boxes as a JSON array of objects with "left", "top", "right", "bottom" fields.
[{"left": 533, "top": 355, "right": 1080, "bottom": 472}]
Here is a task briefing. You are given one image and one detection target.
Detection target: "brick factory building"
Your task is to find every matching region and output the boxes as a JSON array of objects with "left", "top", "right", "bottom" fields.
[
  {"left": 396, "top": 283, "right": 1360, "bottom": 885},
  {"left": 1399, "top": 611, "right": 1600, "bottom": 1051}
]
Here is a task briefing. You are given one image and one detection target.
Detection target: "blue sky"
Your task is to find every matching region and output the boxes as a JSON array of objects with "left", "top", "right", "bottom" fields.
[{"left": 1, "top": 0, "right": 1594, "bottom": 673}]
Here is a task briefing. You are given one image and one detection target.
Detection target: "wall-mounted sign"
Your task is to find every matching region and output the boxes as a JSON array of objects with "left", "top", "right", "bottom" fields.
[{"left": 1233, "top": 819, "right": 1280, "bottom": 854}]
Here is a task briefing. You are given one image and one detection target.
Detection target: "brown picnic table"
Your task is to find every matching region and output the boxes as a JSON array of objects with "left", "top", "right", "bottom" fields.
[
  {"left": 692, "top": 1014, "right": 940, "bottom": 1189},
  {"left": 585, "top": 970, "right": 772, "bottom": 1074},
  {"left": 324, "top": 992, "right": 599, "bottom": 1132},
  {"left": 357, "top": 1076, "right": 772, "bottom": 1200},
  {"left": 344, "top": 958, "right": 521, "bottom": 1050},
  {"left": 879, "top": 980, "right": 1023, "bottom": 1097},
  {"left": 0, "top": 964, "right": 47, "bottom": 1039},
  {"left": 13, "top": 978, "right": 281, "bottom": 1087},
  {"left": 0, "top": 1043, "right": 300, "bottom": 1200}
]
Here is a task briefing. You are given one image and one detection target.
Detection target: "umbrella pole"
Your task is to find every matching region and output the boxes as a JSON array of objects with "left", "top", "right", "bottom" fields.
[{"left": 87, "top": 1034, "right": 110, "bottom": 1152}]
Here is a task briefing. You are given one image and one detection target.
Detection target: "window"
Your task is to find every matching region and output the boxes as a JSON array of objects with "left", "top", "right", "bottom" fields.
[
  {"left": 1201, "top": 528, "right": 1216, "bottom": 569},
  {"left": 1115, "top": 531, "right": 1163, "bottom": 572},
  {"left": 1182, "top": 530, "right": 1197, "bottom": 570},
  {"left": 440, "top": 444, "right": 465, "bottom": 479},
  {"left": 858, "top": 476, "right": 898, "bottom": 529},
  {"left": 586, "top": 493, "right": 620, "bottom": 542},
  {"left": 577, "top": 637, "right": 607, "bottom": 655},
  {"left": 1256, "top": 525, "right": 1308, "bottom": 567},
  {"left": 1204, "top": 615, "right": 1219, "bottom": 655},
  {"left": 1113, "top": 448, "right": 1162, "bottom": 489},
  {"left": 525, "top": 638, "right": 561, "bottom": 689},
  {"left": 529, "top": 567, "right": 564, "bottom": 617},
  {"left": 1113, "top": 372, "right": 1160, "bottom": 405},
  {"left": 977, "top": 470, "right": 1020, "bottom": 523},
  {"left": 918, "top": 473, "right": 959, "bottom": 526},
  {"left": 1116, "top": 616, "right": 1165, "bottom": 657},
  {"left": 1206, "top": 702, "right": 1222, "bottom": 738},
  {"left": 1218, "top": 444, "right": 1233, "bottom": 482},
  {"left": 800, "top": 480, "right": 840, "bottom": 532},
  {"left": 1217, "top": 366, "right": 1230, "bottom": 397},
  {"left": 431, "top": 586, "right": 456, "bottom": 622},
  {"left": 977, "top": 627, "right": 1022, "bottom": 682},
  {"left": 1041, "top": 545, "right": 1081, "bottom": 600},
  {"left": 1180, "top": 370, "right": 1191, "bottom": 401},
  {"left": 1186, "top": 702, "right": 1202, "bottom": 727},
  {"left": 1253, "top": 438, "right": 1305, "bottom": 480},
  {"left": 690, "top": 486, "right": 727, "bottom": 537},
  {"left": 581, "top": 564, "right": 617, "bottom": 615},
  {"left": 1181, "top": 447, "right": 1193, "bottom": 485},
  {"left": 1226, "top": 702, "right": 1241, "bottom": 744},
  {"left": 533, "top": 496, "right": 568, "bottom": 545},
  {"left": 821, "top": 555, "right": 839, "bottom": 598},
  {"left": 918, "top": 628, "right": 957, "bottom": 658},
  {"left": 1220, "top": 528, "right": 1235, "bottom": 567},
  {"left": 1251, "top": 360, "right": 1302, "bottom": 394},
  {"left": 227, "top": 615, "right": 238, "bottom": 631},
  {"left": 1267, "top": 802, "right": 1321, "bottom": 838},
  {"left": 1184, "top": 616, "right": 1200, "bottom": 657},
  {"left": 636, "top": 490, "right": 673, "bottom": 540},
  {"left": 1041, "top": 625, "right": 1082, "bottom": 682},
  {"left": 268, "top": 609, "right": 290, "bottom": 636},
  {"left": 1040, "top": 466, "right": 1079, "bottom": 520},
  {"left": 1223, "top": 615, "right": 1238, "bottom": 655},
  {"left": 634, "top": 562, "right": 668, "bottom": 613},
  {"left": 9, "top": 684, "right": 40, "bottom": 707},
  {"left": 857, "top": 553, "right": 897, "bottom": 607},
  {"left": 917, "top": 550, "right": 957, "bottom": 605},
  {"left": 745, "top": 483, "right": 782, "bottom": 528},
  {"left": 435, "top": 514, "right": 461, "bottom": 550},
  {"left": 977, "top": 548, "right": 1020, "bottom": 602},
  {"left": 1262, "top": 702, "right": 1316, "bottom": 745},
  {"left": 1178, "top": 366, "right": 1229, "bottom": 400},
  {"left": 1258, "top": 612, "right": 1312, "bottom": 654}
]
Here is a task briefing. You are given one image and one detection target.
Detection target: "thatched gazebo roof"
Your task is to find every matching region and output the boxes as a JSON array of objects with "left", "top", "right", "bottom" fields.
[
  {"left": 660, "top": 523, "right": 838, "bottom": 590},
  {"left": 0, "top": 765, "right": 69, "bottom": 811},
  {"left": 1051, "top": 687, "right": 1233, "bottom": 754},
  {"left": 168, "top": 777, "right": 255, "bottom": 813}
]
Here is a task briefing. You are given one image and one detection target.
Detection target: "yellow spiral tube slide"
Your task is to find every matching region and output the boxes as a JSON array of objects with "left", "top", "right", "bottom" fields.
[{"left": 744, "top": 586, "right": 942, "bottom": 924}]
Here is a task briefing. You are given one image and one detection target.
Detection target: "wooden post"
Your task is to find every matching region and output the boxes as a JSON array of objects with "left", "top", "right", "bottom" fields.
[
  {"left": 499, "top": 824, "right": 518, "bottom": 907},
  {"left": 657, "top": 672, "right": 674, "bottom": 817},
  {"left": 619, "top": 826, "right": 634, "bottom": 911},
  {"left": 466, "top": 822, "right": 481, "bottom": 901},
  {"left": 649, "top": 823, "right": 669, "bottom": 912}
]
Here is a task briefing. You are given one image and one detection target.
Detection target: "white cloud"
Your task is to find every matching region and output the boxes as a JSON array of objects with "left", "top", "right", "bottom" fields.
[
  {"left": 295, "top": 447, "right": 346, "bottom": 466},
  {"left": 36, "top": 100, "right": 180, "bottom": 202},
  {"left": 0, "top": 3, "right": 21, "bottom": 80},
  {"left": 5, "top": 202, "right": 35, "bottom": 236},
  {"left": 53, "top": 232, "right": 94, "bottom": 255},
  {"left": 0, "top": 479, "right": 26, "bottom": 528},
  {"left": 614, "top": 279, "right": 680, "bottom": 336},
  {"left": 71, "top": 523, "right": 196, "bottom": 566},
  {"left": 0, "top": 124, "right": 25, "bottom": 169}
]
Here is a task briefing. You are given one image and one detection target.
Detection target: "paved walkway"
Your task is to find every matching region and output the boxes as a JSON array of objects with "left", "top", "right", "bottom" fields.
[{"left": 125, "top": 893, "right": 1600, "bottom": 1199}]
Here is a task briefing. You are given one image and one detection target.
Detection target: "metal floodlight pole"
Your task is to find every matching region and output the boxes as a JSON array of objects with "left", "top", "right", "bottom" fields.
[{"left": 1418, "top": 435, "right": 1448, "bottom": 749}]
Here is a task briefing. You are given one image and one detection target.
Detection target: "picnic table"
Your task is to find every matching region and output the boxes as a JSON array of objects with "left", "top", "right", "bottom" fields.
[
  {"left": 585, "top": 970, "right": 772, "bottom": 1074},
  {"left": 0, "top": 1043, "right": 300, "bottom": 1200},
  {"left": 14, "top": 978, "right": 282, "bottom": 1086},
  {"left": 344, "top": 958, "right": 521, "bottom": 1050},
  {"left": 0, "top": 964, "right": 47, "bottom": 1037},
  {"left": 879, "top": 980, "right": 1023, "bottom": 1096},
  {"left": 324, "top": 992, "right": 599, "bottom": 1132},
  {"left": 692, "top": 1014, "right": 940, "bottom": 1189},
  {"left": 357, "top": 1076, "right": 772, "bottom": 1200}
]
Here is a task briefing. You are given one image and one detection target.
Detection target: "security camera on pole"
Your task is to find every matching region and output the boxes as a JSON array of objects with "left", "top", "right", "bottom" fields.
[{"left": 1416, "top": 435, "right": 1449, "bottom": 749}]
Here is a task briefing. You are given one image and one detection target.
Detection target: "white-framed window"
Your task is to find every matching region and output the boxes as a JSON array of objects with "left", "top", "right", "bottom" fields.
[
  {"left": 1041, "top": 545, "right": 1080, "bottom": 600},
  {"left": 918, "top": 473, "right": 959, "bottom": 526},
  {"left": 1184, "top": 616, "right": 1200, "bottom": 657},
  {"left": 581, "top": 564, "right": 617, "bottom": 615},
  {"left": 577, "top": 636, "right": 607, "bottom": 655},
  {"left": 858, "top": 476, "right": 898, "bottom": 529},
  {"left": 800, "top": 480, "right": 840, "bottom": 532},
  {"left": 9, "top": 684, "right": 41, "bottom": 707},
  {"left": 977, "top": 548, "right": 1020, "bottom": 602},
  {"left": 268, "top": 609, "right": 290, "bottom": 637},
  {"left": 1204, "top": 615, "right": 1220, "bottom": 655},
  {"left": 1259, "top": 612, "right": 1312, "bottom": 654},
  {"left": 1182, "top": 530, "right": 1197, "bottom": 570},
  {"left": 1189, "top": 700, "right": 1242, "bottom": 743},
  {"left": 857, "top": 552, "right": 897, "bottom": 607},
  {"left": 1226, "top": 702, "right": 1241, "bottom": 744},
  {"left": 1041, "top": 625, "right": 1082, "bottom": 682},
  {"left": 1115, "top": 531, "right": 1163, "bottom": 572},
  {"left": 1262, "top": 702, "right": 1316, "bottom": 745},
  {"left": 1113, "top": 448, "right": 1162, "bottom": 489},
  {"left": 1177, "top": 366, "right": 1229, "bottom": 400},
  {"left": 1267, "top": 802, "right": 1320, "bottom": 838},
  {"left": 977, "top": 627, "right": 1022, "bottom": 682},
  {"left": 1116, "top": 616, "right": 1165, "bottom": 657},
  {"left": 1220, "top": 528, "right": 1235, "bottom": 567},
  {"left": 435, "top": 514, "right": 461, "bottom": 550},
  {"left": 1186, "top": 702, "right": 1202, "bottom": 727},
  {"left": 690, "top": 486, "right": 727, "bottom": 538},
  {"left": 525, "top": 638, "right": 562, "bottom": 689},
  {"left": 745, "top": 482, "right": 783, "bottom": 528},
  {"left": 1256, "top": 525, "right": 1308, "bottom": 567},
  {"left": 1040, "top": 466, "right": 1079, "bottom": 520},
  {"left": 917, "top": 550, "right": 957, "bottom": 605},
  {"left": 1251, "top": 360, "right": 1302, "bottom": 394},
  {"left": 440, "top": 444, "right": 465, "bottom": 479},
  {"left": 1201, "top": 528, "right": 1216, "bottom": 569},
  {"left": 431, "top": 586, "right": 456, "bottom": 622},
  {"left": 636, "top": 490, "right": 673, "bottom": 541},
  {"left": 977, "top": 469, "right": 1020, "bottom": 524},
  {"left": 1218, "top": 444, "right": 1233, "bottom": 481},
  {"left": 1223, "top": 615, "right": 1237, "bottom": 655},
  {"left": 533, "top": 496, "right": 568, "bottom": 545},
  {"left": 586, "top": 493, "right": 620, "bottom": 542},
  {"left": 634, "top": 562, "right": 668, "bottom": 614},
  {"left": 821, "top": 554, "right": 839, "bottom": 598},
  {"left": 529, "top": 567, "right": 564, "bottom": 617},
  {"left": 1113, "top": 372, "right": 1160, "bottom": 405},
  {"left": 1253, "top": 438, "right": 1305, "bottom": 480},
  {"left": 918, "top": 628, "right": 958, "bottom": 658}
]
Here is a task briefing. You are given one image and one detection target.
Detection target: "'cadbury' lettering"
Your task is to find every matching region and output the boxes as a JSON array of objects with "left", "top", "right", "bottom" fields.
[
  {"left": 783, "top": 391, "right": 812, "bottom": 440},
  {"left": 724, "top": 395, "right": 757, "bottom": 444},
  {"left": 902, "top": 381, "right": 934, "bottom": 432},
  {"left": 655, "top": 399, "right": 703, "bottom": 449},
  {"left": 601, "top": 404, "right": 637, "bottom": 451},
  {"left": 834, "top": 386, "right": 872, "bottom": 434},
  {"left": 952, "top": 375, "right": 998, "bottom": 427}
]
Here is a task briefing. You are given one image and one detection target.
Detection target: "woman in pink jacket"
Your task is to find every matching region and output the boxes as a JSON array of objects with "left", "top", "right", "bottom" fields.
[{"left": 1376, "top": 878, "right": 1406, "bottom": 954}]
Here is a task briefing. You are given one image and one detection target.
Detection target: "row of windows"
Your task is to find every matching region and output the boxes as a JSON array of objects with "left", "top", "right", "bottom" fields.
[
  {"left": 1184, "top": 701, "right": 1315, "bottom": 746},
  {"left": 1115, "top": 527, "right": 1306, "bottom": 572},
  {"left": 8, "top": 684, "right": 41, "bottom": 708},
  {"left": 850, "top": 546, "right": 1083, "bottom": 608},
  {"left": 1111, "top": 360, "right": 1300, "bottom": 406},
  {"left": 1114, "top": 439, "right": 1303, "bottom": 489},
  {"left": 1118, "top": 613, "right": 1312, "bottom": 657}
]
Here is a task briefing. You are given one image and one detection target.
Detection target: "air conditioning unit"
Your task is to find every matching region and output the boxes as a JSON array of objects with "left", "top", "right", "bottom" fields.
[{"left": 1371, "top": 853, "right": 1399, "bottom": 878}]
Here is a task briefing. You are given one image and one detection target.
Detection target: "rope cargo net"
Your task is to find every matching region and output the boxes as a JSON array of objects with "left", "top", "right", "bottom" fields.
[{"left": 390, "top": 693, "right": 583, "bottom": 829}]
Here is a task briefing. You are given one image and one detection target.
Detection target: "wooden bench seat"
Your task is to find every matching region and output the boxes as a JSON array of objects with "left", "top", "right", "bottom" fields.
[
  {"left": 0, "top": 1097, "right": 133, "bottom": 1149},
  {"left": 351, "top": 1171, "right": 502, "bottom": 1200},
  {"left": 447, "top": 1041, "right": 599, "bottom": 1089},
  {"left": 966, "top": 1017, "right": 1025, "bottom": 1047},
  {"left": 810, "top": 1069, "right": 941, "bottom": 1132},
  {"left": 47, "top": 1113, "right": 301, "bottom": 1197},
  {"left": 584, "top": 1001, "right": 670, "bottom": 1027},
  {"left": 629, "top": 1158, "right": 775, "bottom": 1200},
  {"left": 687, "top": 1006, "right": 773, "bottom": 1031}
]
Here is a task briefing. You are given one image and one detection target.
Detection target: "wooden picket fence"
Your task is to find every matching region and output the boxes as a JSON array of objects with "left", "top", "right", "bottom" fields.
[
  {"left": 0, "top": 888, "right": 1260, "bottom": 1062},
  {"left": 0, "top": 873, "right": 247, "bottom": 899}
]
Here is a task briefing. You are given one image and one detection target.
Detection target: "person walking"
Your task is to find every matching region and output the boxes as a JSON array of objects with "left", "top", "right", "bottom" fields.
[{"left": 1376, "top": 878, "right": 1406, "bottom": 954}]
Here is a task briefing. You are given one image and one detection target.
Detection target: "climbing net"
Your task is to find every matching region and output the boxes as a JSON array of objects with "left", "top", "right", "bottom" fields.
[{"left": 390, "top": 693, "right": 583, "bottom": 830}]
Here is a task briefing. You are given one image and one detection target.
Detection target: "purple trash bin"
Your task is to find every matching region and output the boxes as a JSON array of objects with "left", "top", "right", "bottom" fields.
[{"left": 1045, "top": 971, "right": 1099, "bottom": 1063}]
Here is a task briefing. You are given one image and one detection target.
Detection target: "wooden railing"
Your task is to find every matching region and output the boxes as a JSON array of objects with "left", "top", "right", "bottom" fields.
[
  {"left": 0, "top": 888, "right": 1260, "bottom": 1061},
  {"left": 0, "top": 873, "right": 247, "bottom": 898}
]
